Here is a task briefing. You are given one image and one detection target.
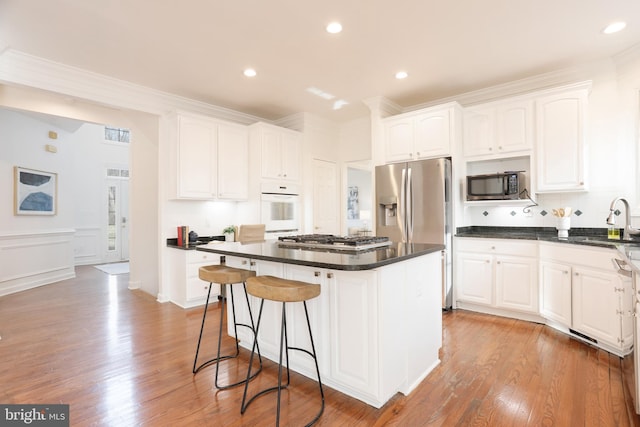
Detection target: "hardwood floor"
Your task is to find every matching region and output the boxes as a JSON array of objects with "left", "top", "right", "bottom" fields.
[{"left": 1, "top": 266, "right": 639, "bottom": 426}]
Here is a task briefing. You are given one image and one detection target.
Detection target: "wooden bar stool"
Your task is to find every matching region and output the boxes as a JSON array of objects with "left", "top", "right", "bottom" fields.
[
  {"left": 192, "top": 264, "right": 262, "bottom": 390},
  {"left": 241, "top": 275, "right": 325, "bottom": 426}
]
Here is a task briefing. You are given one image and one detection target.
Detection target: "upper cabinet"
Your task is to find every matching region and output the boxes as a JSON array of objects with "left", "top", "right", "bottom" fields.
[
  {"left": 251, "top": 122, "right": 302, "bottom": 182},
  {"left": 382, "top": 102, "right": 460, "bottom": 163},
  {"left": 463, "top": 98, "right": 533, "bottom": 158},
  {"left": 535, "top": 84, "right": 590, "bottom": 193},
  {"left": 170, "top": 112, "right": 249, "bottom": 200}
]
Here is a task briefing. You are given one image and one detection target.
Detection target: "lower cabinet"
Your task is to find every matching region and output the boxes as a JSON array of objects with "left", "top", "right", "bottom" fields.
[
  {"left": 539, "top": 260, "right": 572, "bottom": 326},
  {"left": 539, "top": 243, "right": 633, "bottom": 355},
  {"left": 455, "top": 238, "right": 538, "bottom": 315},
  {"left": 167, "top": 249, "right": 221, "bottom": 308}
]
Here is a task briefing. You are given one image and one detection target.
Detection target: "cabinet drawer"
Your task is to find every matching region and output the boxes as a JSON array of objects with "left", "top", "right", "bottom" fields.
[
  {"left": 539, "top": 243, "right": 619, "bottom": 271},
  {"left": 186, "top": 278, "right": 219, "bottom": 301},
  {"left": 187, "top": 251, "right": 220, "bottom": 265},
  {"left": 455, "top": 238, "right": 537, "bottom": 257}
]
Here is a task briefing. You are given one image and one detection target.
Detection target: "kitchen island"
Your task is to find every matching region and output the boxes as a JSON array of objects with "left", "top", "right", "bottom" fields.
[{"left": 195, "top": 240, "right": 444, "bottom": 408}]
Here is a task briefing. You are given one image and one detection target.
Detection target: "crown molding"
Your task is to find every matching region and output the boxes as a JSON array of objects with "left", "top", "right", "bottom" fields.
[
  {"left": 362, "top": 96, "right": 403, "bottom": 118},
  {"left": 405, "top": 59, "right": 611, "bottom": 111},
  {"left": 0, "top": 49, "right": 263, "bottom": 125}
]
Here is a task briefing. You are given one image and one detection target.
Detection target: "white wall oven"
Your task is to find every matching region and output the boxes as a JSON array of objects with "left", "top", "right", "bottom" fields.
[{"left": 261, "top": 183, "right": 300, "bottom": 237}]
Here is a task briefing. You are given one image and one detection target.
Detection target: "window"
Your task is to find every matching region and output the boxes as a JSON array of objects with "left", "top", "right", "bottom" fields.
[{"left": 104, "top": 126, "right": 131, "bottom": 143}]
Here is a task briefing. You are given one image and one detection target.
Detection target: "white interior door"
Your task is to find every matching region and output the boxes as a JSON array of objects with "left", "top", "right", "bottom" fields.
[
  {"left": 313, "top": 159, "right": 339, "bottom": 234},
  {"left": 105, "top": 171, "right": 130, "bottom": 262}
]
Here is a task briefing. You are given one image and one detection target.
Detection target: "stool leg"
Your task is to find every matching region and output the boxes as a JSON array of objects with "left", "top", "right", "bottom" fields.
[
  {"left": 241, "top": 299, "right": 323, "bottom": 426},
  {"left": 302, "top": 300, "right": 325, "bottom": 426},
  {"left": 192, "top": 282, "right": 214, "bottom": 374},
  {"left": 241, "top": 299, "right": 265, "bottom": 413},
  {"left": 276, "top": 301, "right": 291, "bottom": 426},
  {"left": 213, "top": 283, "right": 263, "bottom": 389}
]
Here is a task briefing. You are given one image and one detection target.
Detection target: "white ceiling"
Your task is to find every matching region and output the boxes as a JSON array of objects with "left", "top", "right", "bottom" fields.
[{"left": 2, "top": 0, "right": 640, "bottom": 122}]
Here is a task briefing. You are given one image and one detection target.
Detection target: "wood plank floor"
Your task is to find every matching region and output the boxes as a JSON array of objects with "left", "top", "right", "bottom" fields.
[{"left": 1, "top": 265, "right": 639, "bottom": 426}]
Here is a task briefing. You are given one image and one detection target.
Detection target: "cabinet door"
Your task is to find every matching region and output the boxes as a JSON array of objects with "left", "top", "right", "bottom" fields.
[
  {"left": 329, "top": 270, "right": 377, "bottom": 394},
  {"left": 280, "top": 130, "right": 301, "bottom": 181},
  {"left": 414, "top": 109, "right": 451, "bottom": 158},
  {"left": 217, "top": 124, "right": 249, "bottom": 199},
  {"left": 539, "top": 261, "right": 572, "bottom": 327},
  {"left": 495, "top": 255, "right": 538, "bottom": 313},
  {"left": 572, "top": 267, "right": 621, "bottom": 348},
  {"left": 177, "top": 116, "right": 217, "bottom": 199},
  {"left": 496, "top": 100, "right": 533, "bottom": 154},
  {"left": 261, "top": 127, "right": 283, "bottom": 180},
  {"left": 535, "top": 88, "right": 587, "bottom": 192},
  {"left": 384, "top": 118, "right": 414, "bottom": 162},
  {"left": 463, "top": 107, "right": 494, "bottom": 157},
  {"left": 455, "top": 252, "right": 493, "bottom": 305}
]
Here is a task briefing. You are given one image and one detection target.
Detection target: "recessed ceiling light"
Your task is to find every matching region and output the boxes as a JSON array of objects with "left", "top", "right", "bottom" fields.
[
  {"left": 395, "top": 71, "right": 408, "bottom": 80},
  {"left": 603, "top": 21, "right": 626, "bottom": 34},
  {"left": 243, "top": 68, "right": 257, "bottom": 77},
  {"left": 326, "top": 22, "right": 342, "bottom": 34}
]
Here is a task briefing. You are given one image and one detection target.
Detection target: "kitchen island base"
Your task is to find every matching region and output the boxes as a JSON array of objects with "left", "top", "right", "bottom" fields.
[{"left": 222, "top": 250, "right": 443, "bottom": 408}]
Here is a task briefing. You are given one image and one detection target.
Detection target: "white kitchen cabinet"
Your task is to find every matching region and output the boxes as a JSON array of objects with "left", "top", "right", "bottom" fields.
[
  {"left": 463, "top": 98, "right": 533, "bottom": 158},
  {"left": 217, "top": 124, "right": 249, "bottom": 199},
  {"left": 455, "top": 251, "right": 493, "bottom": 305},
  {"left": 455, "top": 238, "right": 538, "bottom": 315},
  {"left": 535, "top": 84, "right": 590, "bottom": 192},
  {"left": 572, "top": 266, "right": 633, "bottom": 350},
  {"left": 250, "top": 122, "right": 302, "bottom": 182},
  {"left": 539, "top": 260, "right": 573, "bottom": 327},
  {"left": 170, "top": 112, "right": 249, "bottom": 200},
  {"left": 167, "top": 249, "right": 221, "bottom": 308},
  {"left": 383, "top": 102, "right": 460, "bottom": 163},
  {"left": 327, "top": 268, "right": 378, "bottom": 396},
  {"left": 538, "top": 242, "right": 632, "bottom": 356}
]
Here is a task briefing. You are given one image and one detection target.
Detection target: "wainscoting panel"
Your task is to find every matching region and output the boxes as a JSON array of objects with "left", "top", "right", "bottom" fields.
[
  {"left": 0, "top": 229, "right": 75, "bottom": 297},
  {"left": 73, "top": 227, "right": 101, "bottom": 265}
]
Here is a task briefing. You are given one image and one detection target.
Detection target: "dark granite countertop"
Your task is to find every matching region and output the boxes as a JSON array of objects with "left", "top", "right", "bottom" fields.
[
  {"left": 194, "top": 240, "right": 445, "bottom": 271},
  {"left": 455, "top": 226, "right": 638, "bottom": 249},
  {"left": 167, "top": 235, "right": 225, "bottom": 250}
]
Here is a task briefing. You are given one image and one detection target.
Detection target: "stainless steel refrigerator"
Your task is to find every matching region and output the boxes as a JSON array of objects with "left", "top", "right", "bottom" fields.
[{"left": 375, "top": 158, "right": 452, "bottom": 308}]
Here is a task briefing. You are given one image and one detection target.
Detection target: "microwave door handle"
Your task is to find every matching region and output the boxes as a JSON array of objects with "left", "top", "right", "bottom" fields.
[{"left": 503, "top": 175, "right": 509, "bottom": 195}]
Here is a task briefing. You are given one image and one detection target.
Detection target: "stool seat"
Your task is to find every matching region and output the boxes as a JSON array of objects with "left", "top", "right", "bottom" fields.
[
  {"left": 199, "top": 265, "right": 256, "bottom": 284},
  {"left": 246, "top": 276, "right": 320, "bottom": 302}
]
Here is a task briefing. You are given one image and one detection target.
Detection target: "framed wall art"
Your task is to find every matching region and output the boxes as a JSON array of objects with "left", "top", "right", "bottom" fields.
[{"left": 14, "top": 166, "right": 57, "bottom": 215}]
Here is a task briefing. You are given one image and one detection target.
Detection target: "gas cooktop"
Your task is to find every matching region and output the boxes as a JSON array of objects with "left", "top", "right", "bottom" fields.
[{"left": 277, "top": 234, "right": 392, "bottom": 251}]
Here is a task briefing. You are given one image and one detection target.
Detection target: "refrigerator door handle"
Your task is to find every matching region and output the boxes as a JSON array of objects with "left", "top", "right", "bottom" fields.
[
  {"left": 407, "top": 167, "right": 413, "bottom": 242},
  {"left": 400, "top": 167, "right": 407, "bottom": 242}
]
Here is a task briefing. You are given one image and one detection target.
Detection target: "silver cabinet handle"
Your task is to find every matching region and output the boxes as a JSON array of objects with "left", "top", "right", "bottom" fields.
[
  {"left": 314, "top": 271, "right": 321, "bottom": 277},
  {"left": 250, "top": 261, "right": 256, "bottom": 266},
  {"left": 327, "top": 273, "right": 334, "bottom": 279}
]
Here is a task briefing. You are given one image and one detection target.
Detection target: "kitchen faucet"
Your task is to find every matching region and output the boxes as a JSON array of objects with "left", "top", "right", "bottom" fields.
[{"left": 606, "top": 197, "right": 640, "bottom": 240}]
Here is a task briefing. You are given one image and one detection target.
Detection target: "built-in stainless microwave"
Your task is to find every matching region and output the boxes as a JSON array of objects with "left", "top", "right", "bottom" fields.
[{"left": 466, "top": 172, "right": 525, "bottom": 201}]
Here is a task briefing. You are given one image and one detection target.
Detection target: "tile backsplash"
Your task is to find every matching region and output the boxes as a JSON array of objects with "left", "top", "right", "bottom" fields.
[{"left": 463, "top": 190, "right": 626, "bottom": 229}]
